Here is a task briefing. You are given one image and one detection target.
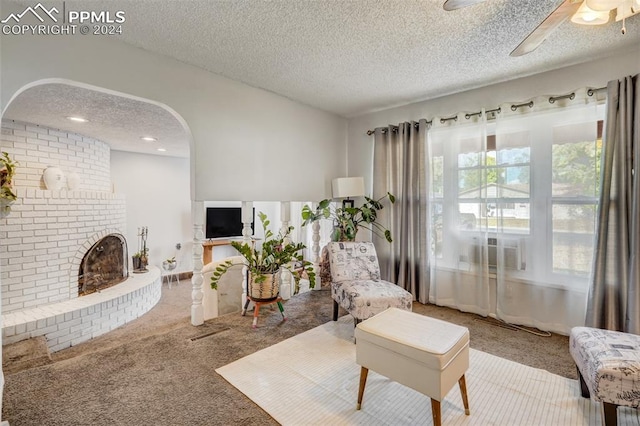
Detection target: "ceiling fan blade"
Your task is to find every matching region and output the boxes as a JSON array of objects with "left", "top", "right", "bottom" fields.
[
  {"left": 443, "top": 0, "right": 487, "bottom": 11},
  {"left": 510, "top": 0, "right": 582, "bottom": 57}
]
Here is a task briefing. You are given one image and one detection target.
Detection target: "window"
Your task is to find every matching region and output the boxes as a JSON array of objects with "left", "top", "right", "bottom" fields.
[
  {"left": 431, "top": 148, "right": 444, "bottom": 258},
  {"left": 551, "top": 122, "right": 602, "bottom": 276},
  {"left": 428, "top": 102, "right": 604, "bottom": 287},
  {"left": 457, "top": 134, "right": 531, "bottom": 234}
]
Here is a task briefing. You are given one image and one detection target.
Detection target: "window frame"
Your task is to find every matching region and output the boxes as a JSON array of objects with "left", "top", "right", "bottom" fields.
[{"left": 430, "top": 104, "right": 605, "bottom": 289}]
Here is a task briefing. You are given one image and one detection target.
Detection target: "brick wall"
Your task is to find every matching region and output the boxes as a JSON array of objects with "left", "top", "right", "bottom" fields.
[
  {"left": 1, "top": 119, "right": 111, "bottom": 192},
  {"left": 0, "top": 120, "right": 126, "bottom": 314},
  {"left": 2, "top": 270, "right": 161, "bottom": 353}
]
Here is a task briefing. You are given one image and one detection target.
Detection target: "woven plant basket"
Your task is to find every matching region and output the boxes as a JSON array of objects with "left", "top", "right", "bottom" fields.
[{"left": 248, "top": 272, "right": 279, "bottom": 301}]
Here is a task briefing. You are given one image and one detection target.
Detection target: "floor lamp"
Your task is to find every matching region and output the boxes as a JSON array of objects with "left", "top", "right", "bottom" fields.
[{"left": 332, "top": 177, "right": 365, "bottom": 208}]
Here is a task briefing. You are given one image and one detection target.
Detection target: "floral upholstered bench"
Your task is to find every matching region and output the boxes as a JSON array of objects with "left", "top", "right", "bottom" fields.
[
  {"left": 569, "top": 326, "right": 640, "bottom": 426},
  {"left": 327, "top": 241, "right": 412, "bottom": 325}
]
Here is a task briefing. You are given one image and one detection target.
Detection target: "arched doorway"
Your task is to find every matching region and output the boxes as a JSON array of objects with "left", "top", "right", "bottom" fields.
[{"left": 0, "top": 79, "right": 193, "bottom": 351}]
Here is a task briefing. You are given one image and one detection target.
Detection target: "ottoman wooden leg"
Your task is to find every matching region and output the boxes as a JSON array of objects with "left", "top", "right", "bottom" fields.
[
  {"left": 356, "top": 367, "right": 369, "bottom": 410},
  {"left": 459, "top": 374, "right": 470, "bottom": 415},
  {"left": 577, "top": 367, "right": 590, "bottom": 398},
  {"left": 602, "top": 402, "right": 618, "bottom": 426},
  {"left": 333, "top": 300, "right": 339, "bottom": 321},
  {"left": 431, "top": 399, "right": 441, "bottom": 426}
]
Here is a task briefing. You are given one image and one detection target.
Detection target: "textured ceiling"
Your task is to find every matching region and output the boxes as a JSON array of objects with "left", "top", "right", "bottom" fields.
[
  {"left": 63, "top": 0, "right": 640, "bottom": 117},
  {"left": 3, "top": 84, "right": 190, "bottom": 158},
  {"left": 3, "top": 0, "right": 640, "bottom": 157}
]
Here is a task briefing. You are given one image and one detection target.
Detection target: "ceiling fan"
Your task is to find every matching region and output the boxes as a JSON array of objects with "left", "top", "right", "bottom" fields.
[{"left": 443, "top": 0, "right": 640, "bottom": 56}]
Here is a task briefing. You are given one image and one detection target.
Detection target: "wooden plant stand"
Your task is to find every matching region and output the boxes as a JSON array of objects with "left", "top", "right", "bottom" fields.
[{"left": 242, "top": 296, "right": 285, "bottom": 328}]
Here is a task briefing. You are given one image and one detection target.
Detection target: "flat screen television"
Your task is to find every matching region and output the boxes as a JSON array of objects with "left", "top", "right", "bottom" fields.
[{"left": 205, "top": 207, "right": 254, "bottom": 239}]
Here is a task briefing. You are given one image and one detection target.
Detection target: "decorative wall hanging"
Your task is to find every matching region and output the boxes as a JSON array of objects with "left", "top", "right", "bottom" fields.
[{"left": 43, "top": 166, "right": 65, "bottom": 191}]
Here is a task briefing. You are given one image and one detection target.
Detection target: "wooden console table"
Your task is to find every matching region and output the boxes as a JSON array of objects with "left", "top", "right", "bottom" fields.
[
  {"left": 202, "top": 238, "right": 258, "bottom": 265},
  {"left": 202, "top": 240, "right": 234, "bottom": 265}
]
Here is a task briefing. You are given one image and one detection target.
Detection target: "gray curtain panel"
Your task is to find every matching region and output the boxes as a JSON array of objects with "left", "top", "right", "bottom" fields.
[
  {"left": 372, "top": 120, "right": 430, "bottom": 303},
  {"left": 586, "top": 74, "right": 640, "bottom": 333}
]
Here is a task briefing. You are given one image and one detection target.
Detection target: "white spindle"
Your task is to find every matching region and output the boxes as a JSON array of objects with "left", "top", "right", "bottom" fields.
[
  {"left": 241, "top": 201, "right": 253, "bottom": 308},
  {"left": 311, "top": 210, "right": 322, "bottom": 290},
  {"left": 280, "top": 201, "right": 292, "bottom": 299},
  {"left": 191, "top": 222, "right": 204, "bottom": 326}
]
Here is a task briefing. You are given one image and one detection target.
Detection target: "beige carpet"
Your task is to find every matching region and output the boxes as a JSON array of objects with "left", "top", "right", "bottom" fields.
[{"left": 217, "top": 316, "right": 640, "bottom": 426}]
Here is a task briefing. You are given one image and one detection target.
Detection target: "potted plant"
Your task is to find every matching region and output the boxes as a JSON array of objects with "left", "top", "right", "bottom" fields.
[
  {"left": 163, "top": 256, "right": 177, "bottom": 271},
  {"left": 210, "top": 212, "right": 316, "bottom": 299},
  {"left": 302, "top": 193, "right": 396, "bottom": 242},
  {"left": 0, "top": 151, "right": 18, "bottom": 215},
  {"left": 132, "top": 227, "right": 149, "bottom": 272},
  {"left": 132, "top": 247, "right": 149, "bottom": 272}
]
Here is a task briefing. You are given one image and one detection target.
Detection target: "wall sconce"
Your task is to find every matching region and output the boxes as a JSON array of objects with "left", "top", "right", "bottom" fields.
[{"left": 332, "top": 177, "right": 365, "bottom": 208}]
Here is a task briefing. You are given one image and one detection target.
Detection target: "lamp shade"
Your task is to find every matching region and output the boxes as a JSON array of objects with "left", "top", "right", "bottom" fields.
[{"left": 332, "top": 177, "right": 365, "bottom": 199}]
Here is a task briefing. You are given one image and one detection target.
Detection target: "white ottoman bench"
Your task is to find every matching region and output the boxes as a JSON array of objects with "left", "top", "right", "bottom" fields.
[
  {"left": 569, "top": 326, "right": 640, "bottom": 426},
  {"left": 355, "top": 307, "right": 470, "bottom": 426}
]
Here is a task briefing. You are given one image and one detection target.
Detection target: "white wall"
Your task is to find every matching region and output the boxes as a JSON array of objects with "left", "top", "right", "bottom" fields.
[
  {"left": 346, "top": 45, "right": 640, "bottom": 191},
  {"left": 110, "top": 151, "right": 192, "bottom": 273},
  {"left": 0, "top": 0, "right": 347, "bottom": 203}
]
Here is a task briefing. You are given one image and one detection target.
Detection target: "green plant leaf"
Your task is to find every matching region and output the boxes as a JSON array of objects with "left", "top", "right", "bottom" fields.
[{"left": 301, "top": 206, "right": 312, "bottom": 221}]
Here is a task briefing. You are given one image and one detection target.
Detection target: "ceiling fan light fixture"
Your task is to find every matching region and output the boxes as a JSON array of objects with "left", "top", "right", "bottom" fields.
[
  {"left": 572, "top": 2, "right": 611, "bottom": 24},
  {"left": 585, "top": 0, "right": 625, "bottom": 11},
  {"left": 615, "top": 0, "right": 640, "bottom": 20}
]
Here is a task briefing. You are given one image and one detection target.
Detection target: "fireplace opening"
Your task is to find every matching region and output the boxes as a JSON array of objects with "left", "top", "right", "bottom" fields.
[{"left": 78, "top": 233, "right": 129, "bottom": 296}]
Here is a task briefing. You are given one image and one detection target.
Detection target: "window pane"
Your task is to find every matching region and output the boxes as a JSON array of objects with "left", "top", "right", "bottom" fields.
[
  {"left": 497, "top": 166, "right": 530, "bottom": 197},
  {"left": 496, "top": 202, "right": 530, "bottom": 233},
  {"left": 497, "top": 147, "right": 530, "bottom": 165},
  {"left": 458, "top": 169, "right": 484, "bottom": 197},
  {"left": 552, "top": 204, "right": 596, "bottom": 275},
  {"left": 458, "top": 203, "right": 479, "bottom": 229},
  {"left": 457, "top": 202, "right": 530, "bottom": 233},
  {"left": 458, "top": 151, "right": 481, "bottom": 168},
  {"left": 432, "top": 156, "right": 444, "bottom": 198},
  {"left": 431, "top": 203, "right": 443, "bottom": 258},
  {"left": 552, "top": 140, "right": 601, "bottom": 197}
]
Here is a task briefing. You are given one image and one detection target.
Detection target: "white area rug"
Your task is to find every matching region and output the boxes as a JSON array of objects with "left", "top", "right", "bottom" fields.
[{"left": 216, "top": 316, "right": 640, "bottom": 425}]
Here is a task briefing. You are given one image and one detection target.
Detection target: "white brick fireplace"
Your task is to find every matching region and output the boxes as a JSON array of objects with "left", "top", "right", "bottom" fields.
[{"left": 0, "top": 119, "right": 161, "bottom": 352}]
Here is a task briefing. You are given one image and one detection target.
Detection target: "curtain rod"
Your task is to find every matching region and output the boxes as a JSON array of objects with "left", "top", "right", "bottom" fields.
[{"left": 366, "top": 86, "right": 607, "bottom": 135}]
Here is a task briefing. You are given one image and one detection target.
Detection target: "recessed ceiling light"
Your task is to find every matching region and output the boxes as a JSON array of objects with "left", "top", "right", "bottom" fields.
[
  {"left": 157, "top": 148, "right": 167, "bottom": 152},
  {"left": 66, "top": 116, "right": 88, "bottom": 123},
  {"left": 141, "top": 136, "right": 157, "bottom": 142}
]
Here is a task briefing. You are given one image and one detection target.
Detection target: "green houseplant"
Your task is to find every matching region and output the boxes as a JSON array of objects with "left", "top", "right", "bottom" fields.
[
  {"left": 210, "top": 212, "right": 316, "bottom": 297},
  {"left": 132, "top": 248, "right": 149, "bottom": 271},
  {"left": 302, "top": 193, "right": 396, "bottom": 242},
  {"left": 0, "top": 151, "right": 18, "bottom": 215},
  {"left": 163, "top": 256, "right": 177, "bottom": 271}
]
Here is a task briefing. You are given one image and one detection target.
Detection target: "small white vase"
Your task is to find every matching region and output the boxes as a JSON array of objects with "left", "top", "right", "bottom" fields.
[
  {"left": 43, "top": 166, "right": 65, "bottom": 191},
  {"left": 67, "top": 172, "right": 80, "bottom": 190}
]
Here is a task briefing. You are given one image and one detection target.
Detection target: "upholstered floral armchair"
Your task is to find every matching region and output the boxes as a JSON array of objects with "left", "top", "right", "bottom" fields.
[{"left": 327, "top": 241, "right": 412, "bottom": 324}]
